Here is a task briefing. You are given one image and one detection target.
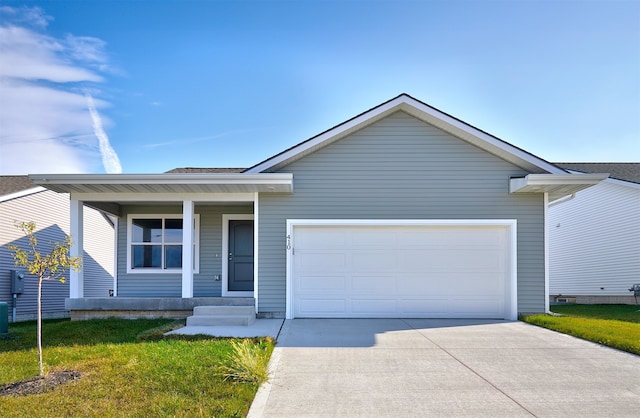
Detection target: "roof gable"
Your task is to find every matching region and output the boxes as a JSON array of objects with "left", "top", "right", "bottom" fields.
[{"left": 246, "top": 94, "right": 566, "bottom": 175}]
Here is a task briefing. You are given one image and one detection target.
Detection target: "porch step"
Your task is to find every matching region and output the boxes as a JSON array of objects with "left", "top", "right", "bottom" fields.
[{"left": 186, "top": 305, "right": 256, "bottom": 326}]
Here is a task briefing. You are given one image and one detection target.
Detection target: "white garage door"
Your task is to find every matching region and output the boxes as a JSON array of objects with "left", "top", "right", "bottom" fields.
[{"left": 289, "top": 221, "right": 515, "bottom": 319}]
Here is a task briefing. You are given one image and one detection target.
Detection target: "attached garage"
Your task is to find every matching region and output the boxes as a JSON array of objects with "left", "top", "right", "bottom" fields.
[{"left": 286, "top": 220, "right": 517, "bottom": 320}]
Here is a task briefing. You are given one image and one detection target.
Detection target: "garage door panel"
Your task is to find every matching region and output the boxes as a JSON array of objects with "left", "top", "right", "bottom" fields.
[
  {"left": 398, "top": 250, "right": 505, "bottom": 272},
  {"left": 296, "top": 252, "right": 347, "bottom": 273},
  {"left": 297, "top": 275, "right": 347, "bottom": 291},
  {"left": 452, "top": 272, "right": 505, "bottom": 293},
  {"left": 352, "top": 299, "right": 398, "bottom": 314},
  {"left": 400, "top": 298, "right": 452, "bottom": 316},
  {"left": 400, "top": 298, "right": 503, "bottom": 318},
  {"left": 449, "top": 297, "right": 504, "bottom": 316},
  {"left": 291, "top": 223, "right": 513, "bottom": 319},
  {"left": 351, "top": 252, "right": 397, "bottom": 272},
  {"left": 297, "top": 298, "right": 346, "bottom": 316},
  {"left": 297, "top": 228, "right": 348, "bottom": 249},
  {"left": 399, "top": 273, "right": 504, "bottom": 293},
  {"left": 351, "top": 229, "right": 398, "bottom": 248},
  {"left": 351, "top": 274, "right": 396, "bottom": 292},
  {"left": 397, "top": 274, "right": 454, "bottom": 293}
]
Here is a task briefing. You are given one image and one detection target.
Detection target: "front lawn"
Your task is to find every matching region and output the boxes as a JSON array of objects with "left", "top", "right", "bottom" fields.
[
  {"left": 0, "top": 318, "right": 273, "bottom": 417},
  {"left": 523, "top": 304, "right": 640, "bottom": 356}
]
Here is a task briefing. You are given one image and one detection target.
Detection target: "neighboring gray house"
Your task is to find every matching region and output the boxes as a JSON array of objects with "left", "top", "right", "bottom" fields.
[
  {"left": 549, "top": 163, "right": 640, "bottom": 304},
  {"left": 0, "top": 176, "right": 115, "bottom": 321},
  {"left": 28, "top": 94, "right": 608, "bottom": 321}
]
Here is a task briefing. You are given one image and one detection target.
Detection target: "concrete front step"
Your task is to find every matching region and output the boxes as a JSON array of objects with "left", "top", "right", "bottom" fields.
[
  {"left": 193, "top": 305, "right": 255, "bottom": 316},
  {"left": 187, "top": 305, "right": 256, "bottom": 326}
]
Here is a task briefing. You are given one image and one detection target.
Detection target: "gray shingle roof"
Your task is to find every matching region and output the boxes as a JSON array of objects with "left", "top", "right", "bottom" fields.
[
  {"left": 0, "top": 175, "right": 39, "bottom": 197},
  {"left": 553, "top": 163, "right": 640, "bottom": 184},
  {"left": 165, "top": 167, "right": 246, "bottom": 174}
]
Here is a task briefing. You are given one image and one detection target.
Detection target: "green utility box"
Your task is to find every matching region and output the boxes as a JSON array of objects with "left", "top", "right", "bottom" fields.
[{"left": 0, "top": 302, "right": 8, "bottom": 334}]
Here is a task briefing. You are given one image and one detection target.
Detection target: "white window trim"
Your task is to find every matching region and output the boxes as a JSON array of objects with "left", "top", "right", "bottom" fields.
[{"left": 126, "top": 214, "right": 200, "bottom": 274}]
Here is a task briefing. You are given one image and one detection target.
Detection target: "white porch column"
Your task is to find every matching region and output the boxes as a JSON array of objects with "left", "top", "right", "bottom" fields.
[
  {"left": 181, "top": 200, "right": 194, "bottom": 298},
  {"left": 253, "top": 192, "right": 259, "bottom": 312},
  {"left": 69, "top": 199, "right": 84, "bottom": 298}
]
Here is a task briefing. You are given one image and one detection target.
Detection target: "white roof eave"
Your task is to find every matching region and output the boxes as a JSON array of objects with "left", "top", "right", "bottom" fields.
[
  {"left": 28, "top": 173, "right": 294, "bottom": 195},
  {"left": 510, "top": 173, "right": 610, "bottom": 201}
]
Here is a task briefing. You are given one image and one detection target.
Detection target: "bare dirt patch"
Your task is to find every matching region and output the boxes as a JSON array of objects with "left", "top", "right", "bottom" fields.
[{"left": 0, "top": 370, "right": 81, "bottom": 397}]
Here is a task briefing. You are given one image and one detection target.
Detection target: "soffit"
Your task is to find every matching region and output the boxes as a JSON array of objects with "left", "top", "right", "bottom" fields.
[{"left": 29, "top": 173, "right": 293, "bottom": 195}]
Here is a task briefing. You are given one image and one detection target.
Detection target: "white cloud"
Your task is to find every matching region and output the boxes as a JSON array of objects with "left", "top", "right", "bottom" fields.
[
  {"left": 0, "top": 6, "right": 120, "bottom": 175},
  {"left": 86, "top": 93, "right": 122, "bottom": 174},
  {"left": 0, "top": 5, "right": 52, "bottom": 28}
]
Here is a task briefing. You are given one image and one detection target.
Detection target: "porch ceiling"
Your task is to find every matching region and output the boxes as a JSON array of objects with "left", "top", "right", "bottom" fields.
[{"left": 28, "top": 173, "right": 294, "bottom": 194}]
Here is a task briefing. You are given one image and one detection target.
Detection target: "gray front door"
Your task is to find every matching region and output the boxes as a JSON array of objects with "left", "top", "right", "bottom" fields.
[{"left": 228, "top": 220, "right": 254, "bottom": 291}]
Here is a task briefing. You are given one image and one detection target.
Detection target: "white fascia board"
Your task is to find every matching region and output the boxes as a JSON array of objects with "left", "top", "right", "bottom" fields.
[
  {"left": 29, "top": 173, "right": 293, "bottom": 195},
  {"left": 0, "top": 186, "right": 46, "bottom": 202},
  {"left": 510, "top": 173, "right": 610, "bottom": 193},
  {"left": 246, "top": 96, "right": 407, "bottom": 173},
  {"left": 29, "top": 173, "right": 293, "bottom": 185},
  {"left": 247, "top": 94, "right": 565, "bottom": 174},
  {"left": 68, "top": 192, "right": 257, "bottom": 202},
  {"left": 397, "top": 99, "right": 565, "bottom": 174}
]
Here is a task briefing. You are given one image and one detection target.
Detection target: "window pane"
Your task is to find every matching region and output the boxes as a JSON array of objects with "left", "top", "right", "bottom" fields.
[
  {"left": 132, "top": 245, "right": 161, "bottom": 268},
  {"left": 165, "top": 219, "right": 183, "bottom": 243},
  {"left": 132, "top": 219, "right": 162, "bottom": 243},
  {"left": 165, "top": 245, "right": 182, "bottom": 268}
]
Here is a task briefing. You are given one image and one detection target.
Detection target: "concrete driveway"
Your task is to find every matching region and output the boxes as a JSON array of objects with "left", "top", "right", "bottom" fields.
[{"left": 249, "top": 319, "right": 640, "bottom": 417}]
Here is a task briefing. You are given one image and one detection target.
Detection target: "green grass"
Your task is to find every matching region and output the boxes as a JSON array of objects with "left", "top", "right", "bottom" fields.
[
  {"left": 0, "top": 318, "right": 274, "bottom": 417},
  {"left": 523, "top": 304, "right": 640, "bottom": 355},
  {"left": 550, "top": 303, "right": 640, "bottom": 323}
]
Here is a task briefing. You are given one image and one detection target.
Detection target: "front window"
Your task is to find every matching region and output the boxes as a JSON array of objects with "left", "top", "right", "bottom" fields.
[{"left": 127, "top": 215, "right": 199, "bottom": 273}]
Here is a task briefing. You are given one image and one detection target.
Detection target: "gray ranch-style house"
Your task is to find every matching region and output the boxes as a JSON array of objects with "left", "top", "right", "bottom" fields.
[{"left": 29, "top": 94, "right": 608, "bottom": 321}]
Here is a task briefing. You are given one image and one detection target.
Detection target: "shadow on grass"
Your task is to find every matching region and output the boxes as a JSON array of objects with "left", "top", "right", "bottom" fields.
[
  {"left": 0, "top": 318, "right": 183, "bottom": 352},
  {"left": 1, "top": 318, "right": 273, "bottom": 353}
]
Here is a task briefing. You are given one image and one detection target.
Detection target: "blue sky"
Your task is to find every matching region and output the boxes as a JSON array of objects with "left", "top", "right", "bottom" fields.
[{"left": 1, "top": 0, "right": 638, "bottom": 175}]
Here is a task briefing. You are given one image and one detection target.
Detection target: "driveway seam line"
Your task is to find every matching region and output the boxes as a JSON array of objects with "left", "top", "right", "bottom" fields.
[{"left": 401, "top": 319, "right": 538, "bottom": 418}]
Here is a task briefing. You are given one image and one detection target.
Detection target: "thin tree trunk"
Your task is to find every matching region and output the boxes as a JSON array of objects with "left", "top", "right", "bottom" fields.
[{"left": 38, "top": 277, "right": 43, "bottom": 377}]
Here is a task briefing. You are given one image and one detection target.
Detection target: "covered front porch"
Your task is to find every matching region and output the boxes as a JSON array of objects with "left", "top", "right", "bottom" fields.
[{"left": 29, "top": 173, "right": 293, "bottom": 319}]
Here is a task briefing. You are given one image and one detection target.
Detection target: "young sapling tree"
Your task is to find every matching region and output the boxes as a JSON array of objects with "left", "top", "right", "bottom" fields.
[{"left": 8, "top": 221, "right": 81, "bottom": 377}]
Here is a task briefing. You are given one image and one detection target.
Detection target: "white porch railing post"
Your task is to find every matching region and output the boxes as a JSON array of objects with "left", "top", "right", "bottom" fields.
[
  {"left": 70, "top": 199, "right": 84, "bottom": 298},
  {"left": 182, "top": 200, "right": 194, "bottom": 298}
]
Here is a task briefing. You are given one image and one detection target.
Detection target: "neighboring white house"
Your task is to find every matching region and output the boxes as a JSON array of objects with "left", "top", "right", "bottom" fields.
[
  {"left": 0, "top": 176, "right": 115, "bottom": 321},
  {"left": 549, "top": 163, "right": 640, "bottom": 304}
]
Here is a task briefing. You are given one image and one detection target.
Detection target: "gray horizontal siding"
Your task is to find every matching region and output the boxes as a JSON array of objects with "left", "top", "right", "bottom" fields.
[
  {"left": 116, "top": 204, "right": 252, "bottom": 297},
  {"left": 549, "top": 181, "right": 640, "bottom": 296},
  {"left": 1, "top": 190, "right": 114, "bottom": 321},
  {"left": 83, "top": 208, "right": 115, "bottom": 298},
  {"left": 258, "top": 111, "right": 545, "bottom": 315}
]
